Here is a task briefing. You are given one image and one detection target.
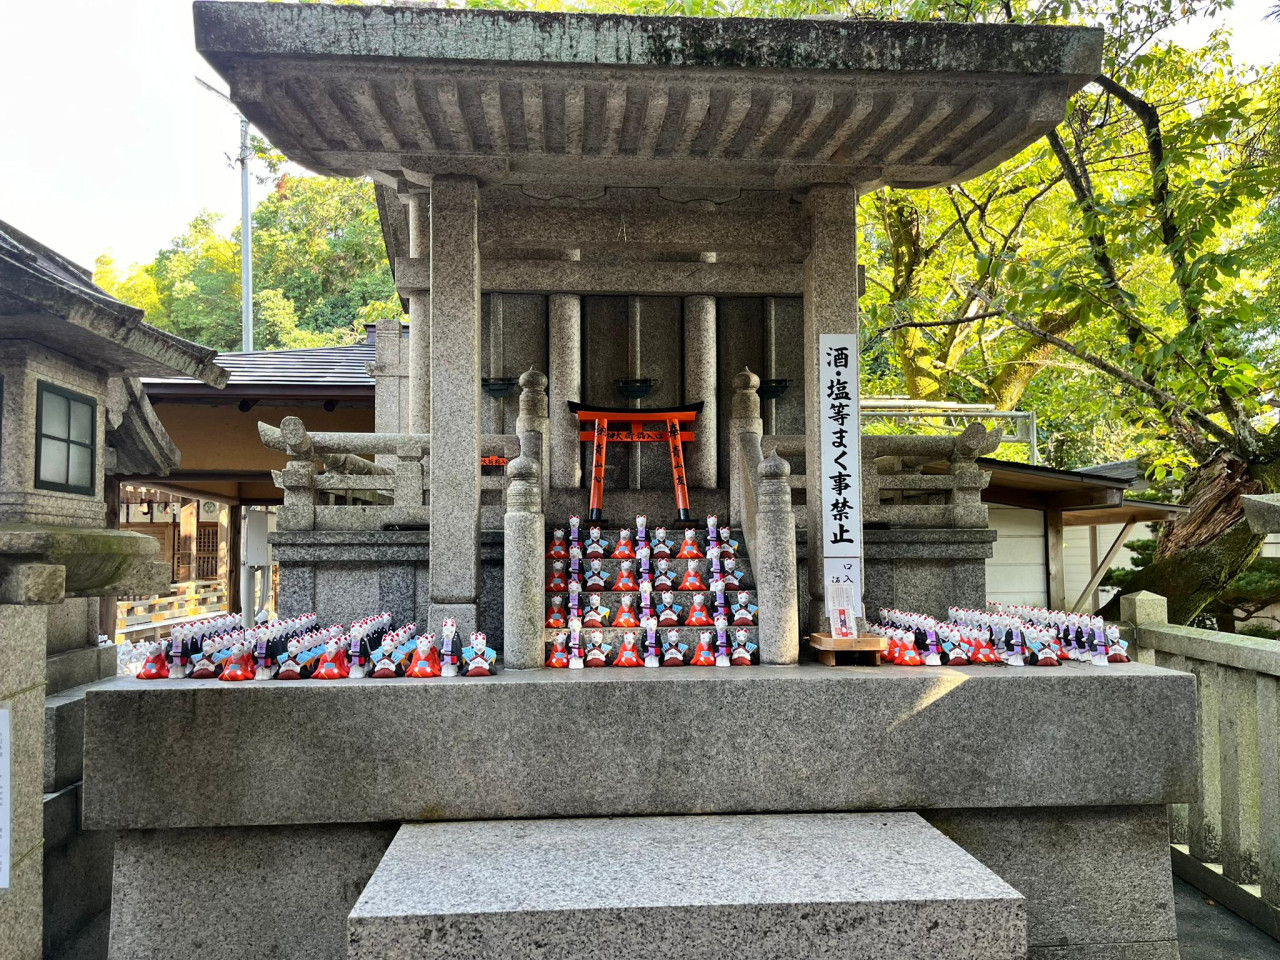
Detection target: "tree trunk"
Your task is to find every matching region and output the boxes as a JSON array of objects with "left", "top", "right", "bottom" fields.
[{"left": 1099, "top": 452, "right": 1278, "bottom": 624}]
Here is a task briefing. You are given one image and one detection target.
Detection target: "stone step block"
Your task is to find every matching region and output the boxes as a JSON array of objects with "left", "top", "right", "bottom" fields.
[
  {"left": 348, "top": 813, "right": 1027, "bottom": 960},
  {"left": 45, "top": 645, "right": 116, "bottom": 697},
  {"left": 543, "top": 590, "right": 754, "bottom": 607},
  {"left": 540, "top": 627, "right": 757, "bottom": 642}
]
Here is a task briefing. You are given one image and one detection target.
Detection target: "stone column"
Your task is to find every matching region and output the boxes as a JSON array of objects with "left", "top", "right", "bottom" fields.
[
  {"left": 683, "top": 294, "right": 717, "bottom": 489},
  {"left": 428, "top": 176, "right": 481, "bottom": 634},
  {"left": 755, "top": 453, "right": 800, "bottom": 664},
  {"left": 727, "top": 369, "right": 763, "bottom": 529},
  {"left": 503, "top": 456, "right": 544, "bottom": 669},
  {"left": 406, "top": 192, "right": 431, "bottom": 434},
  {"left": 516, "top": 369, "right": 550, "bottom": 514},
  {"left": 548, "top": 294, "right": 581, "bottom": 490},
  {"left": 488, "top": 293, "right": 505, "bottom": 435},
  {"left": 764, "top": 297, "right": 779, "bottom": 435},
  {"left": 802, "top": 185, "right": 858, "bottom": 631}
]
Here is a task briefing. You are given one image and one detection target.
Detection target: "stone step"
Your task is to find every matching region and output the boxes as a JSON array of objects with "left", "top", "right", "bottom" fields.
[
  {"left": 543, "top": 527, "right": 751, "bottom": 558},
  {"left": 543, "top": 626, "right": 760, "bottom": 642},
  {"left": 541, "top": 627, "right": 760, "bottom": 665},
  {"left": 544, "top": 555, "right": 755, "bottom": 579},
  {"left": 348, "top": 813, "right": 1027, "bottom": 960},
  {"left": 543, "top": 590, "right": 755, "bottom": 607}
]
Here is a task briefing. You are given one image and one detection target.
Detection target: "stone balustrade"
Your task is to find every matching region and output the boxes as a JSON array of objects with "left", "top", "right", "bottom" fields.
[
  {"left": 1123, "top": 590, "right": 1280, "bottom": 938},
  {"left": 264, "top": 372, "right": 548, "bottom": 533},
  {"left": 861, "top": 423, "right": 1000, "bottom": 528}
]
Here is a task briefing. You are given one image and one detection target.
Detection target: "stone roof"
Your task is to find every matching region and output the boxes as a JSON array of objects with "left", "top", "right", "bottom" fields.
[
  {"left": 0, "top": 219, "right": 229, "bottom": 385},
  {"left": 194, "top": 3, "right": 1102, "bottom": 193}
]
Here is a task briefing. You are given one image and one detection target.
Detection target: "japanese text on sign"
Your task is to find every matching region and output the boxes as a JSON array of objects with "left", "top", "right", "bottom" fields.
[{"left": 819, "top": 334, "right": 864, "bottom": 621}]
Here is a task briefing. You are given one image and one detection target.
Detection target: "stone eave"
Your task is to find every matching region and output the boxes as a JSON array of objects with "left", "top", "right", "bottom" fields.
[
  {"left": 194, "top": 3, "right": 1103, "bottom": 192},
  {"left": 0, "top": 255, "right": 230, "bottom": 386},
  {"left": 106, "top": 378, "right": 182, "bottom": 478}
]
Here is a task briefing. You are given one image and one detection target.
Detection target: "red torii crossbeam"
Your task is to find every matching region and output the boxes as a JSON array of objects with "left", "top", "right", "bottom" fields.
[{"left": 568, "top": 402, "right": 704, "bottom": 524}]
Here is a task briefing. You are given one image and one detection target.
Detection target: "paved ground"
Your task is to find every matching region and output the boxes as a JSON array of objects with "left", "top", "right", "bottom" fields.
[{"left": 1176, "top": 878, "right": 1280, "bottom": 959}]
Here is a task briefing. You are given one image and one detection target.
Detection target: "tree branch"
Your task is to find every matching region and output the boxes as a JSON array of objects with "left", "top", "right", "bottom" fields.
[
  {"left": 866, "top": 311, "right": 1005, "bottom": 349},
  {"left": 1001, "top": 314, "right": 1236, "bottom": 457},
  {"left": 1095, "top": 74, "right": 1263, "bottom": 453}
]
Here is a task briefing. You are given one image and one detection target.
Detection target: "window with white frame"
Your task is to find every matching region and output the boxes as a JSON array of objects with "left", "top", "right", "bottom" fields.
[{"left": 36, "top": 382, "right": 95, "bottom": 495}]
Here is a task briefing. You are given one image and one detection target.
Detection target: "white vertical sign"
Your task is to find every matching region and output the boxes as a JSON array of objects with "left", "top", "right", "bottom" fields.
[
  {"left": 819, "top": 333, "right": 863, "bottom": 626},
  {"left": 0, "top": 702, "right": 10, "bottom": 889}
]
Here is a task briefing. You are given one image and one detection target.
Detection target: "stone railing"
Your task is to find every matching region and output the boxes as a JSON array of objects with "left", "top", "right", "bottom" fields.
[
  {"left": 1123, "top": 590, "right": 1280, "bottom": 937},
  {"left": 860, "top": 422, "right": 1000, "bottom": 528},
  {"left": 264, "top": 370, "right": 548, "bottom": 532}
]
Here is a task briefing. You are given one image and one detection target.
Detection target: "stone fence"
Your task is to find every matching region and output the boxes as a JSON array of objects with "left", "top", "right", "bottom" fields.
[
  {"left": 1123, "top": 590, "right": 1280, "bottom": 939},
  {"left": 263, "top": 370, "right": 549, "bottom": 533}
]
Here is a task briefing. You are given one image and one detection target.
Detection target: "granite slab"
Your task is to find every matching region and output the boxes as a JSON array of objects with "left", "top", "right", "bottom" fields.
[
  {"left": 81, "top": 662, "right": 1196, "bottom": 830},
  {"left": 348, "top": 812, "right": 1026, "bottom": 960}
]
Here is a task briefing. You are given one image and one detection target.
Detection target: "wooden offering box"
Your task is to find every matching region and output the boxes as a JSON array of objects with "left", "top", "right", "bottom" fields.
[{"left": 809, "top": 633, "right": 888, "bottom": 666}]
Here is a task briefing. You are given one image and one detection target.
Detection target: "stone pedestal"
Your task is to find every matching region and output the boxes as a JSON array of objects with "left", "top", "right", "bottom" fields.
[
  {"left": 862, "top": 527, "right": 996, "bottom": 621},
  {"left": 82, "top": 663, "right": 1193, "bottom": 960}
]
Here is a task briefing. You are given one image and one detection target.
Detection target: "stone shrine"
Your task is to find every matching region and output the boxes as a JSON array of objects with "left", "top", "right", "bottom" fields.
[{"left": 76, "top": 7, "right": 1196, "bottom": 960}]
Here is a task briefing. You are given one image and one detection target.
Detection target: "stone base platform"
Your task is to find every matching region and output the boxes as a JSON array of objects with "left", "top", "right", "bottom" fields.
[
  {"left": 83, "top": 663, "right": 1193, "bottom": 828},
  {"left": 349, "top": 813, "right": 1027, "bottom": 960},
  {"left": 82, "top": 664, "right": 1194, "bottom": 960}
]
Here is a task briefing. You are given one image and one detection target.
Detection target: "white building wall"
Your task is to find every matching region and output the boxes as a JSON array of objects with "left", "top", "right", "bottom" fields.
[
  {"left": 985, "top": 505, "right": 1047, "bottom": 607},
  {"left": 1063, "top": 521, "right": 1156, "bottom": 612}
]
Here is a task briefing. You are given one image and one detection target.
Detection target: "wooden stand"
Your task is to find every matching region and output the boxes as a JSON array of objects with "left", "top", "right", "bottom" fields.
[{"left": 809, "top": 633, "right": 887, "bottom": 666}]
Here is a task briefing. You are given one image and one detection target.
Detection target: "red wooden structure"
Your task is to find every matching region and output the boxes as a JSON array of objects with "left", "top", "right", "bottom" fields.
[{"left": 567, "top": 402, "right": 704, "bottom": 523}]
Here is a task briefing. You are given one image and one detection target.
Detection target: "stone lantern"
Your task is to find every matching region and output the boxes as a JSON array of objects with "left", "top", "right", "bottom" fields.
[{"left": 0, "top": 221, "right": 226, "bottom": 958}]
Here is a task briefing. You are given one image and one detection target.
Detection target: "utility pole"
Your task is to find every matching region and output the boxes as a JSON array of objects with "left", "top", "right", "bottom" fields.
[
  {"left": 196, "top": 76, "right": 253, "bottom": 351},
  {"left": 238, "top": 115, "right": 252, "bottom": 352}
]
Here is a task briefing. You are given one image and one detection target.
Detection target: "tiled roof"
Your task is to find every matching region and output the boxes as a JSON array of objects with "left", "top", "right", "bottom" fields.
[{"left": 143, "top": 342, "right": 374, "bottom": 396}]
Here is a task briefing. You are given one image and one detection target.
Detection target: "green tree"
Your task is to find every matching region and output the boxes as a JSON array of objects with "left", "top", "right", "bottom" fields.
[{"left": 94, "top": 176, "right": 400, "bottom": 353}]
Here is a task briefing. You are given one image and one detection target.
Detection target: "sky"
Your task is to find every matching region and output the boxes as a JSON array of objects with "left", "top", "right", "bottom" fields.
[{"left": 1, "top": 0, "right": 1277, "bottom": 272}]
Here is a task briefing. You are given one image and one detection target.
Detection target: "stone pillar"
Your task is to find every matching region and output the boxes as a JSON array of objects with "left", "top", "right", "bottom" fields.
[
  {"left": 177, "top": 498, "right": 198, "bottom": 582},
  {"left": 683, "top": 295, "right": 717, "bottom": 489},
  {"left": 503, "top": 456, "right": 544, "bottom": 669},
  {"left": 802, "top": 185, "right": 858, "bottom": 630},
  {"left": 0, "top": 601, "right": 48, "bottom": 960},
  {"left": 548, "top": 293, "right": 581, "bottom": 490},
  {"left": 488, "top": 293, "right": 505, "bottom": 435},
  {"left": 372, "top": 317, "right": 407, "bottom": 438},
  {"left": 727, "top": 369, "right": 763, "bottom": 529},
  {"left": 428, "top": 176, "right": 481, "bottom": 634},
  {"left": 516, "top": 369, "right": 550, "bottom": 514},
  {"left": 755, "top": 453, "right": 800, "bottom": 664},
  {"left": 406, "top": 193, "right": 431, "bottom": 434},
  {"left": 764, "top": 297, "right": 780, "bottom": 435}
]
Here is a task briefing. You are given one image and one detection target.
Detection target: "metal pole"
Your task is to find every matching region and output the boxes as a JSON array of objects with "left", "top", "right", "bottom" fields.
[{"left": 239, "top": 116, "right": 253, "bottom": 352}]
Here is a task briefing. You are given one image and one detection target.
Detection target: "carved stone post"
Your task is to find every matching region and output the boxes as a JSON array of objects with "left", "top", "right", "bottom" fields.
[
  {"left": 276, "top": 460, "right": 317, "bottom": 531},
  {"left": 394, "top": 439, "right": 425, "bottom": 508},
  {"left": 755, "top": 453, "right": 799, "bottom": 664},
  {"left": 727, "top": 368, "right": 763, "bottom": 529},
  {"left": 516, "top": 368, "right": 550, "bottom": 512},
  {"left": 503, "top": 455, "right": 545, "bottom": 669}
]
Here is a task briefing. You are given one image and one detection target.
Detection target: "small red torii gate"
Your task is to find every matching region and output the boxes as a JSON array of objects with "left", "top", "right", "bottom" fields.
[{"left": 568, "top": 402, "right": 704, "bottom": 524}]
